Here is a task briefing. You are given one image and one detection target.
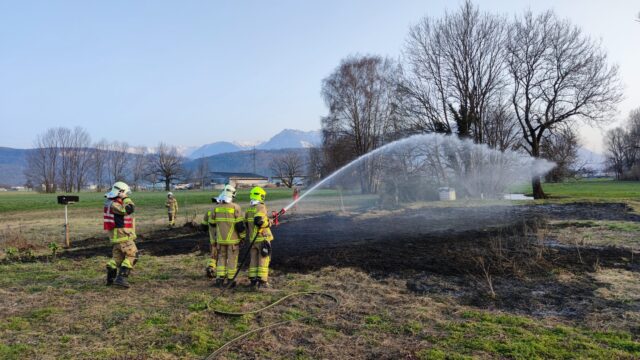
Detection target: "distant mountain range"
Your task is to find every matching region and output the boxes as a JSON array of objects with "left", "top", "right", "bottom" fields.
[
  {"left": 188, "top": 129, "right": 321, "bottom": 159},
  {"left": 0, "top": 129, "right": 322, "bottom": 186},
  {"left": 0, "top": 129, "right": 607, "bottom": 186}
]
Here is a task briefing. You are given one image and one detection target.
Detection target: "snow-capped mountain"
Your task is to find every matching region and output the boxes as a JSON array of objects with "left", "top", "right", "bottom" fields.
[
  {"left": 187, "top": 129, "right": 321, "bottom": 158},
  {"left": 256, "top": 129, "right": 321, "bottom": 150}
]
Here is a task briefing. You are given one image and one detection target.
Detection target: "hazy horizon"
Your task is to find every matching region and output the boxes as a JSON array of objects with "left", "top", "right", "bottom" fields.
[{"left": 1, "top": 1, "right": 638, "bottom": 152}]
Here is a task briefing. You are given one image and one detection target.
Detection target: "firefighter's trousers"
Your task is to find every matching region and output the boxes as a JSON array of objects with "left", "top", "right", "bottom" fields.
[
  {"left": 216, "top": 244, "right": 239, "bottom": 280},
  {"left": 107, "top": 240, "right": 138, "bottom": 270},
  {"left": 249, "top": 241, "right": 271, "bottom": 282}
]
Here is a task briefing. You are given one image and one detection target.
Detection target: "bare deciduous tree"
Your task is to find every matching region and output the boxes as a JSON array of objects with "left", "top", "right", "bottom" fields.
[
  {"left": 605, "top": 109, "right": 640, "bottom": 179},
  {"left": 605, "top": 128, "right": 627, "bottom": 179},
  {"left": 321, "top": 55, "right": 400, "bottom": 192},
  {"left": 70, "top": 127, "right": 92, "bottom": 192},
  {"left": 541, "top": 125, "right": 580, "bottom": 182},
  {"left": 131, "top": 146, "right": 149, "bottom": 191},
  {"left": 270, "top": 151, "right": 305, "bottom": 188},
  {"left": 150, "top": 143, "right": 184, "bottom": 191},
  {"left": 25, "top": 128, "right": 60, "bottom": 193},
  {"left": 506, "top": 10, "right": 622, "bottom": 198},
  {"left": 195, "top": 157, "right": 209, "bottom": 190},
  {"left": 92, "top": 139, "right": 109, "bottom": 192},
  {"left": 401, "top": 0, "right": 507, "bottom": 142},
  {"left": 107, "top": 141, "right": 130, "bottom": 184},
  {"left": 306, "top": 147, "right": 324, "bottom": 185},
  {"left": 483, "top": 100, "right": 521, "bottom": 151}
]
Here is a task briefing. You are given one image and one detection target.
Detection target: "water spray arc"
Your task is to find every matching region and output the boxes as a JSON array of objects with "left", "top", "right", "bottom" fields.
[{"left": 278, "top": 133, "right": 555, "bottom": 215}]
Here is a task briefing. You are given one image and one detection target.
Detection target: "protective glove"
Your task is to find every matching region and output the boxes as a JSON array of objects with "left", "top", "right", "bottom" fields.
[
  {"left": 125, "top": 204, "right": 135, "bottom": 215},
  {"left": 234, "top": 221, "right": 246, "bottom": 234},
  {"left": 260, "top": 241, "right": 272, "bottom": 257},
  {"left": 253, "top": 216, "right": 264, "bottom": 227},
  {"left": 199, "top": 223, "right": 209, "bottom": 232}
]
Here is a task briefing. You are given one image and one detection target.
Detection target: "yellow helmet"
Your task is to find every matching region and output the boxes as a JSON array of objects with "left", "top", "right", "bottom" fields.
[{"left": 250, "top": 186, "right": 266, "bottom": 202}]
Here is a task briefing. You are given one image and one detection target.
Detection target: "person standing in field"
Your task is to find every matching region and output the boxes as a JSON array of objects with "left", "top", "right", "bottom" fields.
[
  {"left": 103, "top": 181, "right": 137, "bottom": 288},
  {"left": 210, "top": 185, "right": 245, "bottom": 288},
  {"left": 165, "top": 192, "right": 179, "bottom": 227},
  {"left": 245, "top": 186, "right": 274, "bottom": 289}
]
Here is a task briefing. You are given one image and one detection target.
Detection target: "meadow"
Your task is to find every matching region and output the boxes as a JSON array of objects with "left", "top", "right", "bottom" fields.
[{"left": 0, "top": 179, "right": 639, "bottom": 359}]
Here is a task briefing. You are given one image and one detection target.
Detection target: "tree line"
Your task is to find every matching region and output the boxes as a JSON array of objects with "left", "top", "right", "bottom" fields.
[
  {"left": 25, "top": 127, "right": 187, "bottom": 193},
  {"left": 316, "top": 1, "right": 623, "bottom": 198},
  {"left": 605, "top": 109, "right": 640, "bottom": 180}
]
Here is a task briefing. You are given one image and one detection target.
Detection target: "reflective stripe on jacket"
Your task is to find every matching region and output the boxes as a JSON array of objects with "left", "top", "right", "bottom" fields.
[
  {"left": 245, "top": 203, "right": 273, "bottom": 243},
  {"left": 103, "top": 198, "right": 133, "bottom": 230},
  {"left": 104, "top": 197, "right": 136, "bottom": 243},
  {"left": 211, "top": 203, "right": 243, "bottom": 245}
]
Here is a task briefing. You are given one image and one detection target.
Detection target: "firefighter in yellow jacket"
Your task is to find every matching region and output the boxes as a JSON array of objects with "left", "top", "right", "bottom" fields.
[
  {"left": 103, "top": 181, "right": 137, "bottom": 288},
  {"left": 165, "top": 192, "right": 179, "bottom": 227},
  {"left": 202, "top": 196, "right": 219, "bottom": 280},
  {"left": 245, "top": 186, "right": 274, "bottom": 289},
  {"left": 210, "top": 185, "right": 245, "bottom": 288}
]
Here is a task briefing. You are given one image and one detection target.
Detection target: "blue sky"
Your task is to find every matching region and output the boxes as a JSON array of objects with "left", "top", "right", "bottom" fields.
[{"left": 1, "top": 0, "right": 638, "bottom": 151}]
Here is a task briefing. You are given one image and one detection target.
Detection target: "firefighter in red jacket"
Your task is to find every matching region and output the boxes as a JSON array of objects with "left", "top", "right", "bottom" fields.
[{"left": 104, "top": 181, "right": 137, "bottom": 288}]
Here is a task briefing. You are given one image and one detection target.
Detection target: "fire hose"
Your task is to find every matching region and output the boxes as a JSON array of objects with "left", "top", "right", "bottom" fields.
[
  {"left": 205, "top": 208, "right": 340, "bottom": 359},
  {"left": 205, "top": 292, "right": 339, "bottom": 359}
]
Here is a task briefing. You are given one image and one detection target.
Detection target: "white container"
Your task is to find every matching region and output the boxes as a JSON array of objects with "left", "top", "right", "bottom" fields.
[{"left": 438, "top": 187, "right": 456, "bottom": 201}]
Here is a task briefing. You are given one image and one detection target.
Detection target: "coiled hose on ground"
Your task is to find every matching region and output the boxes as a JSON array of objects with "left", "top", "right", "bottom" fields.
[{"left": 205, "top": 291, "right": 339, "bottom": 359}]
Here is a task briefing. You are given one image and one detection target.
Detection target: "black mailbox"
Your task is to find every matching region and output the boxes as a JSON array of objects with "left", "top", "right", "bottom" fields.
[{"left": 57, "top": 195, "right": 79, "bottom": 205}]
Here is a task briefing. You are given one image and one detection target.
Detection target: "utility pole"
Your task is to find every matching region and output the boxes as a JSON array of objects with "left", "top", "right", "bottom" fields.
[{"left": 252, "top": 147, "right": 257, "bottom": 174}]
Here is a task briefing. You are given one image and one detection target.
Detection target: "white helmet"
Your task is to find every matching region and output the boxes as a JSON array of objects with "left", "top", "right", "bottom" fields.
[
  {"left": 167, "top": 192, "right": 174, "bottom": 197},
  {"left": 217, "top": 184, "right": 236, "bottom": 203},
  {"left": 105, "top": 181, "right": 131, "bottom": 198}
]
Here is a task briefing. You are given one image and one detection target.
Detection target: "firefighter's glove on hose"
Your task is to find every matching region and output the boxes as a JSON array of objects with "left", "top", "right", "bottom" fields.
[
  {"left": 199, "top": 224, "right": 209, "bottom": 232},
  {"left": 234, "top": 221, "right": 246, "bottom": 234},
  {"left": 125, "top": 204, "right": 135, "bottom": 215},
  {"left": 253, "top": 216, "right": 264, "bottom": 227},
  {"left": 261, "top": 241, "right": 272, "bottom": 257}
]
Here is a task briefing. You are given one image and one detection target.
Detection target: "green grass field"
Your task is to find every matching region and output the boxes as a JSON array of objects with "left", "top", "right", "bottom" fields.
[
  {"left": 1, "top": 179, "right": 639, "bottom": 359},
  {"left": 512, "top": 178, "right": 640, "bottom": 200},
  {"left": 0, "top": 188, "right": 296, "bottom": 214}
]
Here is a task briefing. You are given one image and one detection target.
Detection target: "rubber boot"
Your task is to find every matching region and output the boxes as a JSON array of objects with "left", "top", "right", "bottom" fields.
[
  {"left": 114, "top": 267, "right": 131, "bottom": 289},
  {"left": 225, "top": 279, "right": 237, "bottom": 289},
  {"left": 214, "top": 278, "right": 224, "bottom": 288},
  {"left": 257, "top": 279, "right": 270, "bottom": 290},
  {"left": 248, "top": 277, "right": 258, "bottom": 288},
  {"left": 206, "top": 267, "right": 216, "bottom": 279},
  {"left": 106, "top": 266, "right": 117, "bottom": 286}
]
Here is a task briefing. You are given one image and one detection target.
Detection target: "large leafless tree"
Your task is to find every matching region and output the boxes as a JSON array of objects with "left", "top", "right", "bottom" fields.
[
  {"left": 321, "top": 55, "right": 400, "bottom": 192},
  {"left": 506, "top": 11, "right": 622, "bottom": 198},
  {"left": 270, "top": 151, "right": 305, "bottom": 188},
  {"left": 401, "top": 0, "right": 507, "bottom": 142},
  {"left": 150, "top": 143, "right": 184, "bottom": 191}
]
